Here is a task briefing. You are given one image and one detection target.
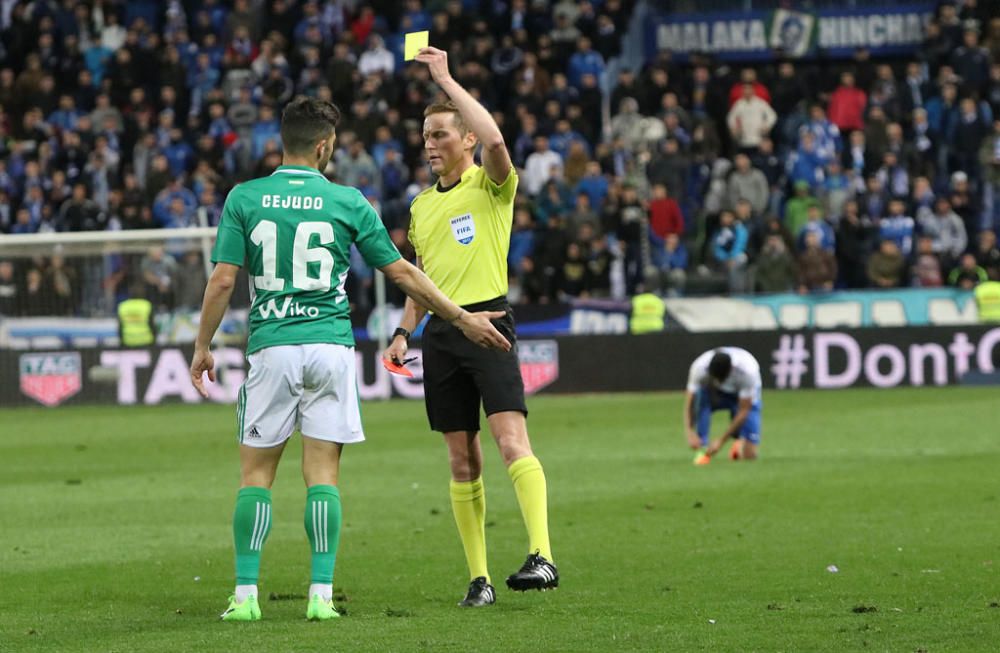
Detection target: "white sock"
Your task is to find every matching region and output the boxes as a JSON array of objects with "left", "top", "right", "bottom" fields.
[
  {"left": 309, "top": 583, "right": 333, "bottom": 601},
  {"left": 235, "top": 584, "right": 258, "bottom": 602}
]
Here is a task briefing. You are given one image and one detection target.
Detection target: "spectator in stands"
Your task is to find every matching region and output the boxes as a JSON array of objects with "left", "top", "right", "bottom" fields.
[
  {"left": 770, "top": 62, "right": 805, "bottom": 119},
  {"left": 11, "top": 208, "right": 34, "bottom": 235},
  {"left": 952, "top": 27, "right": 991, "bottom": 93},
  {"left": 787, "top": 131, "right": 829, "bottom": 189},
  {"left": 784, "top": 181, "right": 821, "bottom": 237},
  {"left": 726, "top": 153, "right": 769, "bottom": 215},
  {"left": 951, "top": 97, "right": 989, "bottom": 181},
  {"left": 566, "top": 192, "right": 599, "bottom": 235},
  {"left": 712, "top": 209, "right": 749, "bottom": 294},
  {"left": 556, "top": 242, "right": 591, "bottom": 300},
  {"left": 899, "top": 61, "right": 933, "bottom": 116},
  {"left": 562, "top": 141, "right": 589, "bottom": 187},
  {"left": 828, "top": 71, "right": 868, "bottom": 133},
  {"left": 509, "top": 208, "right": 537, "bottom": 277},
  {"left": 842, "top": 129, "right": 869, "bottom": 184},
  {"left": 646, "top": 138, "right": 688, "bottom": 205},
  {"left": 648, "top": 183, "right": 683, "bottom": 238},
  {"left": 586, "top": 233, "right": 613, "bottom": 298},
  {"left": 47, "top": 252, "right": 78, "bottom": 315},
  {"left": 866, "top": 238, "right": 904, "bottom": 288},
  {"left": 141, "top": 246, "right": 176, "bottom": 310},
  {"left": 797, "top": 231, "right": 837, "bottom": 293},
  {"left": 804, "top": 104, "right": 842, "bottom": 161},
  {"left": 917, "top": 197, "right": 967, "bottom": 266},
  {"left": 879, "top": 198, "right": 916, "bottom": 258},
  {"left": 58, "top": 183, "right": 103, "bottom": 232},
  {"left": 875, "top": 151, "right": 910, "bottom": 200},
  {"left": 524, "top": 135, "right": 563, "bottom": 196},
  {"left": 567, "top": 37, "right": 604, "bottom": 89},
  {"left": 648, "top": 232, "right": 687, "bottom": 297},
  {"left": 910, "top": 175, "right": 936, "bottom": 217},
  {"left": 535, "top": 179, "right": 573, "bottom": 227},
  {"left": 972, "top": 230, "right": 1000, "bottom": 281},
  {"left": 797, "top": 205, "right": 835, "bottom": 253},
  {"left": 0, "top": 260, "right": 18, "bottom": 315},
  {"left": 21, "top": 266, "right": 50, "bottom": 316},
  {"left": 981, "top": 119, "right": 1000, "bottom": 228},
  {"left": 911, "top": 236, "right": 944, "bottom": 287},
  {"left": 250, "top": 104, "right": 281, "bottom": 160},
  {"left": 335, "top": 137, "right": 380, "bottom": 192},
  {"left": 948, "top": 253, "right": 989, "bottom": 289},
  {"left": 576, "top": 160, "right": 609, "bottom": 211},
  {"left": 754, "top": 234, "right": 796, "bottom": 294},
  {"left": 172, "top": 250, "right": 208, "bottom": 312},
  {"left": 615, "top": 184, "right": 646, "bottom": 295},
  {"left": 823, "top": 160, "right": 851, "bottom": 224},
  {"left": 864, "top": 105, "right": 891, "bottom": 162},
  {"left": 949, "top": 171, "right": 980, "bottom": 242},
  {"left": 727, "top": 82, "right": 777, "bottom": 154},
  {"left": 357, "top": 33, "right": 394, "bottom": 77},
  {"left": 860, "top": 175, "right": 889, "bottom": 221}
]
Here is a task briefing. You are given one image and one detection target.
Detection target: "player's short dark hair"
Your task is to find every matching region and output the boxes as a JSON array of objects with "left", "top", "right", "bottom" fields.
[
  {"left": 424, "top": 100, "right": 468, "bottom": 134},
  {"left": 708, "top": 351, "right": 732, "bottom": 382},
  {"left": 280, "top": 97, "right": 341, "bottom": 155}
]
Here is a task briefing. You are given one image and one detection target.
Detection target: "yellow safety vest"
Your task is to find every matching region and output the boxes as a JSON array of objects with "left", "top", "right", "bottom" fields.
[
  {"left": 118, "top": 298, "right": 154, "bottom": 347},
  {"left": 975, "top": 281, "right": 1000, "bottom": 323},
  {"left": 630, "top": 293, "right": 665, "bottom": 334}
]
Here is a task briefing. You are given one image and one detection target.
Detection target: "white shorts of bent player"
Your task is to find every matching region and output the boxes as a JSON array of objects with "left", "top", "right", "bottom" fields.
[{"left": 237, "top": 343, "right": 364, "bottom": 447}]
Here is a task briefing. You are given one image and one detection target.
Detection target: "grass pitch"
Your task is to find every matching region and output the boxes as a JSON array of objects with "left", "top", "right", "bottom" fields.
[{"left": 1, "top": 388, "right": 998, "bottom": 652}]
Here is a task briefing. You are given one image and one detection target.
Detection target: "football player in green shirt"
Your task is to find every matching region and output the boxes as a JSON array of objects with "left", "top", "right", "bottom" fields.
[{"left": 189, "top": 97, "right": 509, "bottom": 622}]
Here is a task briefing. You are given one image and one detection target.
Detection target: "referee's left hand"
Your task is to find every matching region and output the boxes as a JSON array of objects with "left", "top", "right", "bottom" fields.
[{"left": 455, "top": 310, "right": 512, "bottom": 351}]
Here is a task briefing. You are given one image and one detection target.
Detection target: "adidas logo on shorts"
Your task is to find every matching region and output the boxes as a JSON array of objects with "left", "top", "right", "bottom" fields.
[{"left": 247, "top": 426, "right": 261, "bottom": 439}]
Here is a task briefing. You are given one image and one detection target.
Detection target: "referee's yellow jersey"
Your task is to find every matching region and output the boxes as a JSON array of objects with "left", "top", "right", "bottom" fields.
[{"left": 408, "top": 164, "right": 518, "bottom": 306}]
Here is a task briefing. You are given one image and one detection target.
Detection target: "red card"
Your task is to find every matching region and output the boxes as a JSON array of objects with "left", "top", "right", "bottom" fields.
[{"left": 382, "top": 358, "right": 414, "bottom": 377}]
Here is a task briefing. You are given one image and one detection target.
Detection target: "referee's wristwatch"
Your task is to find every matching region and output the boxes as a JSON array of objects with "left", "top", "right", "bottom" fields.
[{"left": 392, "top": 327, "right": 411, "bottom": 342}]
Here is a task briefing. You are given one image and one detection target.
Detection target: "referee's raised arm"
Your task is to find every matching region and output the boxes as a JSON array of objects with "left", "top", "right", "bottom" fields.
[{"left": 414, "top": 46, "right": 513, "bottom": 184}]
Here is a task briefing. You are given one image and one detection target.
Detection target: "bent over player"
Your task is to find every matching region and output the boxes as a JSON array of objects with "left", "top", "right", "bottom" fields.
[
  {"left": 189, "top": 97, "right": 510, "bottom": 622},
  {"left": 384, "top": 47, "right": 557, "bottom": 607},
  {"left": 684, "top": 347, "right": 763, "bottom": 465}
]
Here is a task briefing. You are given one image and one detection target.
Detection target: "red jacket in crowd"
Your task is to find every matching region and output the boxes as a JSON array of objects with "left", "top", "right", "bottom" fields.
[
  {"left": 828, "top": 85, "right": 868, "bottom": 132},
  {"left": 649, "top": 198, "right": 684, "bottom": 238}
]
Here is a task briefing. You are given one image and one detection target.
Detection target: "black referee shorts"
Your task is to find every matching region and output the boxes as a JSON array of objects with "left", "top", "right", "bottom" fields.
[{"left": 421, "top": 296, "right": 528, "bottom": 433}]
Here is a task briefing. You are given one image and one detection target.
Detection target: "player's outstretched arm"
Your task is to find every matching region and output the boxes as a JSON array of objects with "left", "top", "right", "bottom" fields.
[
  {"left": 416, "top": 46, "right": 512, "bottom": 184},
  {"left": 380, "top": 258, "right": 510, "bottom": 351},
  {"left": 384, "top": 257, "right": 429, "bottom": 364},
  {"left": 190, "top": 262, "right": 239, "bottom": 398}
]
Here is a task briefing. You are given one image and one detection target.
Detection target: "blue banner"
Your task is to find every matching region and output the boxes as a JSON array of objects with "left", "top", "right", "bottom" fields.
[{"left": 646, "top": 4, "right": 934, "bottom": 61}]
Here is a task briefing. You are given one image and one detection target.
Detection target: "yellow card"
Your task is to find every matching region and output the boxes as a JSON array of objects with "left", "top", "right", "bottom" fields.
[{"left": 404, "top": 31, "right": 428, "bottom": 61}]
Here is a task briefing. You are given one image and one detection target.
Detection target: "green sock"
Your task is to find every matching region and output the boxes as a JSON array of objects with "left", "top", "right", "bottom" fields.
[
  {"left": 304, "top": 485, "right": 342, "bottom": 583},
  {"left": 234, "top": 487, "right": 272, "bottom": 585}
]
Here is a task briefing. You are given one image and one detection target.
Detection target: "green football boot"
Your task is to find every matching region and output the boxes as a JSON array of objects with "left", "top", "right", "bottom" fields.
[
  {"left": 306, "top": 594, "right": 341, "bottom": 621},
  {"left": 221, "top": 594, "right": 261, "bottom": 621}
]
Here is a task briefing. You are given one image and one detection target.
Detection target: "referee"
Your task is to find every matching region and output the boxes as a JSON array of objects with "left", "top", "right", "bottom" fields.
[{"left": 384, "top": 46, "right": 557, "bottom": 607}]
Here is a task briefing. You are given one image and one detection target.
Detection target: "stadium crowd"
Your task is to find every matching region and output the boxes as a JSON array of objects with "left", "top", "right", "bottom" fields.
[{"left": 1, "top": 0, "right": 1000, "bottom": 318}]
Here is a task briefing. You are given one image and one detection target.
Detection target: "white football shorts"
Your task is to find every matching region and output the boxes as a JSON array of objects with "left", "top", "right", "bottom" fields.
[{"left": 236, "top": 343, "right": 363, "bottom": 447}]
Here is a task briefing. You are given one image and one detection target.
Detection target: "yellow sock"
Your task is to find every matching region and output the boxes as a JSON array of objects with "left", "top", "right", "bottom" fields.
[
  {"left": 507, "top": 455, "right": 552, "bottom": 561},
  {"left": 449, "top": 477, "right": 489, "bottom": 582}
]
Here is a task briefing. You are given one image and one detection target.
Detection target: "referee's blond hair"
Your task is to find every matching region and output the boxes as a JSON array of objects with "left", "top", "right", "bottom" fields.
[{"left": 424, "top": 100, "right": 469, "bottom": 135}]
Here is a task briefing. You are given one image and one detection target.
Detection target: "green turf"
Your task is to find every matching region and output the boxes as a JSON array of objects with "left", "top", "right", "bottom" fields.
[{"left": 1, "top": 388, "right": 998, "bottom": 652}]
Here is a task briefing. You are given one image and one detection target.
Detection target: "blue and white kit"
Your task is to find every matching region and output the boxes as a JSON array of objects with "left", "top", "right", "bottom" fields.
[{"left": 686, "top": 347, "right": 763, "bottom": 445}]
